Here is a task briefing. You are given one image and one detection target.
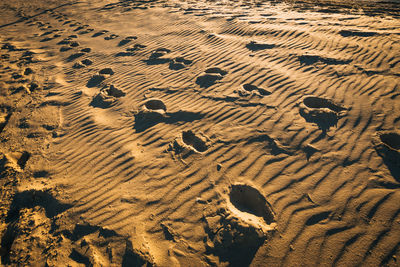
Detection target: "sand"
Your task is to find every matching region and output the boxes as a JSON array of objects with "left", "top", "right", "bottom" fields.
[{"left": 0, "top": 0, "right": 400, "bottom": 266}]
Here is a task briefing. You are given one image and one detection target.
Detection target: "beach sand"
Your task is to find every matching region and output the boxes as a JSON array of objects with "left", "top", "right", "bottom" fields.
[{"left": 0, "top": 0, "right": 399, "bottom": 266}]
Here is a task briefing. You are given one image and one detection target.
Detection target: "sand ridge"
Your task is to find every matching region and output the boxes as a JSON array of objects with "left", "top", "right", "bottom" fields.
[{"left": 0, "top": 0, "right": 400, "bottom": 266}]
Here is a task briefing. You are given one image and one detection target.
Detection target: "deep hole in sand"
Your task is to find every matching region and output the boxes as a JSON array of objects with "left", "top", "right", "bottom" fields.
[
  {"left": 229, "top": 184, "right": 274, "bottom": 224},
  {"left": 144, "top": 99, "right": 166, "bottom": 111},
  {"left": 380, "top": 133, "right": 400, "bottom": 150},
  {"left": 182, "top": 130, "right": 208, "bottom": 152},
  {"left": 303, "top": 96, "right": 344, "bottom": 113}
]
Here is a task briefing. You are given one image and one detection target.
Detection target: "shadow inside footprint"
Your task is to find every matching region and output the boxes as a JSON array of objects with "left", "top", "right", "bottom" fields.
[
  {"left": 373, "top": 131, "right": 400, "bottom": 180},
  {"left": 246, "top": 41, "right": 275, "bottom": 51},
  {"left": 134, "top": 110, "right": 204, "bottom": 132},
  {"left": 196, "top": 67, "right": 227, "bottom": 88},
  {"left": 299, "top": 96, "right": 346, "bottom": 133},
  {"left": 5, "top": 190, "right": 72, "bottom": 223},
  {"left": 86, "top": 75, "right": 106, "bottom": 87}
]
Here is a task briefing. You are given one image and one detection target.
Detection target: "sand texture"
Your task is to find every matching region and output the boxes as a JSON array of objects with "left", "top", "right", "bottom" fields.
[{"left": 0, "top": 0, "right": 400, "bottom": 266}]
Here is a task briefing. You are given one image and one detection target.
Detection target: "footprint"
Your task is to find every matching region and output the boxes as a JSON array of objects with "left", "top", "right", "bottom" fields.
[
  {"left": 150, "top": 48, "right": 171, "bottom": 59},
  {"left": 66, "top": 52, "right": 85, "bottom": 62},
  {"left": 79, "top": 28, "right": 94, "bottom": 35},
  {"left": 69, "top": 41, "right": 80, "bottom": 47},
  {"left": 203, "top": 183, "right": 276, "bottom": 265},
  {"left": 81, "top": 58, "right": 93, "bottom": 65},
  {"left": 60, "top": 46, "right": 72, "bottom": 52},
  {"left": 73, "top": 58, "right": 92, "bottom": 69},
  {"left": 339, "top": 30, "right": 377, "bottom": 37},
  {"left": 118, "top": 36, "right": 137, "bottom": 46},
  {"left": 144, "top": 98, "right": 167, "bottom": 112},
  {"left": 195, "top": 67, "right": 227, "bottom": 88},
  {"left": 240, "top": 84, "right": 271, "bottom": 96},
  {"left": 81, "top": 48, "right": 91, "bottom": 53},
  {"left": 298, "top": 95, "right": 346, "bottom": 132},
  {"left": 169, "top": 57, "right": 192, "bottom": 70},
  {"left": 228, "top": 183, "right": 275, "bottom": 225},
  {"left": 104, "top": 34, "right": 119, "bottom": 40},
  {"left": 246, "top": 40, "right": 275, "bottom": 51},
  {"left": 99, "top": 68, "right": 114, "bottom": 75},
  {"left": 126, "top": 44, "right": 146, "bottom": 52},
  {"left": 146, "top": 48, "right": 171, "bottom": 64},
  {"left": 0, "top": 151, "right": 31, "bottom": 171},
  {"left": 373, "top": 131, "right": 400, "bottom": 170},
  {"left": 90, "top": 84, "right": 125, "bottom": 108},
  {"left": 92, "top": 30, "right": 109, "bottom": 37},
  {"left": 0, "top": 106, "right": 12, "bottom": 133},
  {"left": 298, "top": 54, "right": 351, "bottom": 65},
  {"left": 86, "top": 74, "right": 106, "bottom": 88},
  {"left": 181, "top": 130, "right": 208, "bottom": 152}
]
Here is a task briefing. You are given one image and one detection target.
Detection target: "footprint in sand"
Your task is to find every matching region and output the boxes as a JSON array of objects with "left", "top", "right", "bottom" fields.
[
  {"left": 66, "top": 52, "right": 85, "bottom": 62},
  {"left": 126, "top": 44, "right": 146, "bottom": 52},
  {"left": 245, "top": 40, "right": 275, "bottom": 51},
  {"left": 238, "top": 83, "right": 271, "bottom": 97},
  {"left": 87, "top": 68, "right": 114, "bottom": 87},
  {"left": 195, "top": 67, "right": 227, "bottom": 88},
  {"left": 90, "top": 84, "right": 126, "bottom": 108},
  {"left": 134, "top": 99, "right": 204, "bottom": 132},
  {"left": 104, "top": 34, "right": 119, "bottom": 40},
  {"left": 339, "top": 29, "right": 377, "bottom": 37},
  {"left": 0, "top": 151, "right": 31, "bottom": 172},
  {"left": 203, "top": 183, "right": 276, "bottom": 265},
  {"left": 118, "top": 36, "right": 137, "bottom": 46},
  {"left": 373, "top": 131, "right": 400, "bottom": 168},
  {"left": 145, "top": 48, "right": 171, "bottom": 64},
  {"left": 181, "top": 130, "right": 209, "bottom": 153},
  {"left": 298, "top": 95, "right": 346, "bottom": 132},
  {"left": 168, "top": 130, "right": 209, "bottom": 155},
  {"left": 169, "top": 57, "right": 192, "bottom": 70},
  {"left": 144, "top": 99, "right": 167, "bottom": 112},
  {"left": 92, "top": 30, "right": 109, "bottom": 37},
  {"left": 86, "top": 75, "right": 105, "bottom": 87},
  {"left": 0, "top": 105, "right": 12, "bottom": 134},
  {"left": 81, "top": 48, "right": 91, "bottom": 53},
  {"left": 72, "top": 58, "right": 92, "bottom": 69}
]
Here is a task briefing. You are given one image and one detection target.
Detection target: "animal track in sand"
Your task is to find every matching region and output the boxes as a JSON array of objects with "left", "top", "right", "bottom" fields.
[
  {"left": 299, "top": 95, "right": 346, "bottom": 132},
  {"left": 182, "top": 130, "right": 208, "bottom": 152},
  {"left": 196, "top": 67, "right": 227, "bottom": 88}
]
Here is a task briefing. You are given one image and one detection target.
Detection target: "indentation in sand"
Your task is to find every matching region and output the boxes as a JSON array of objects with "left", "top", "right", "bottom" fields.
[
  {"left": 182, "top": 130, "right": 208, "bottom": 152},
  {"left": 299, "top": 95, "right": 346, "bottom": 132}
]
